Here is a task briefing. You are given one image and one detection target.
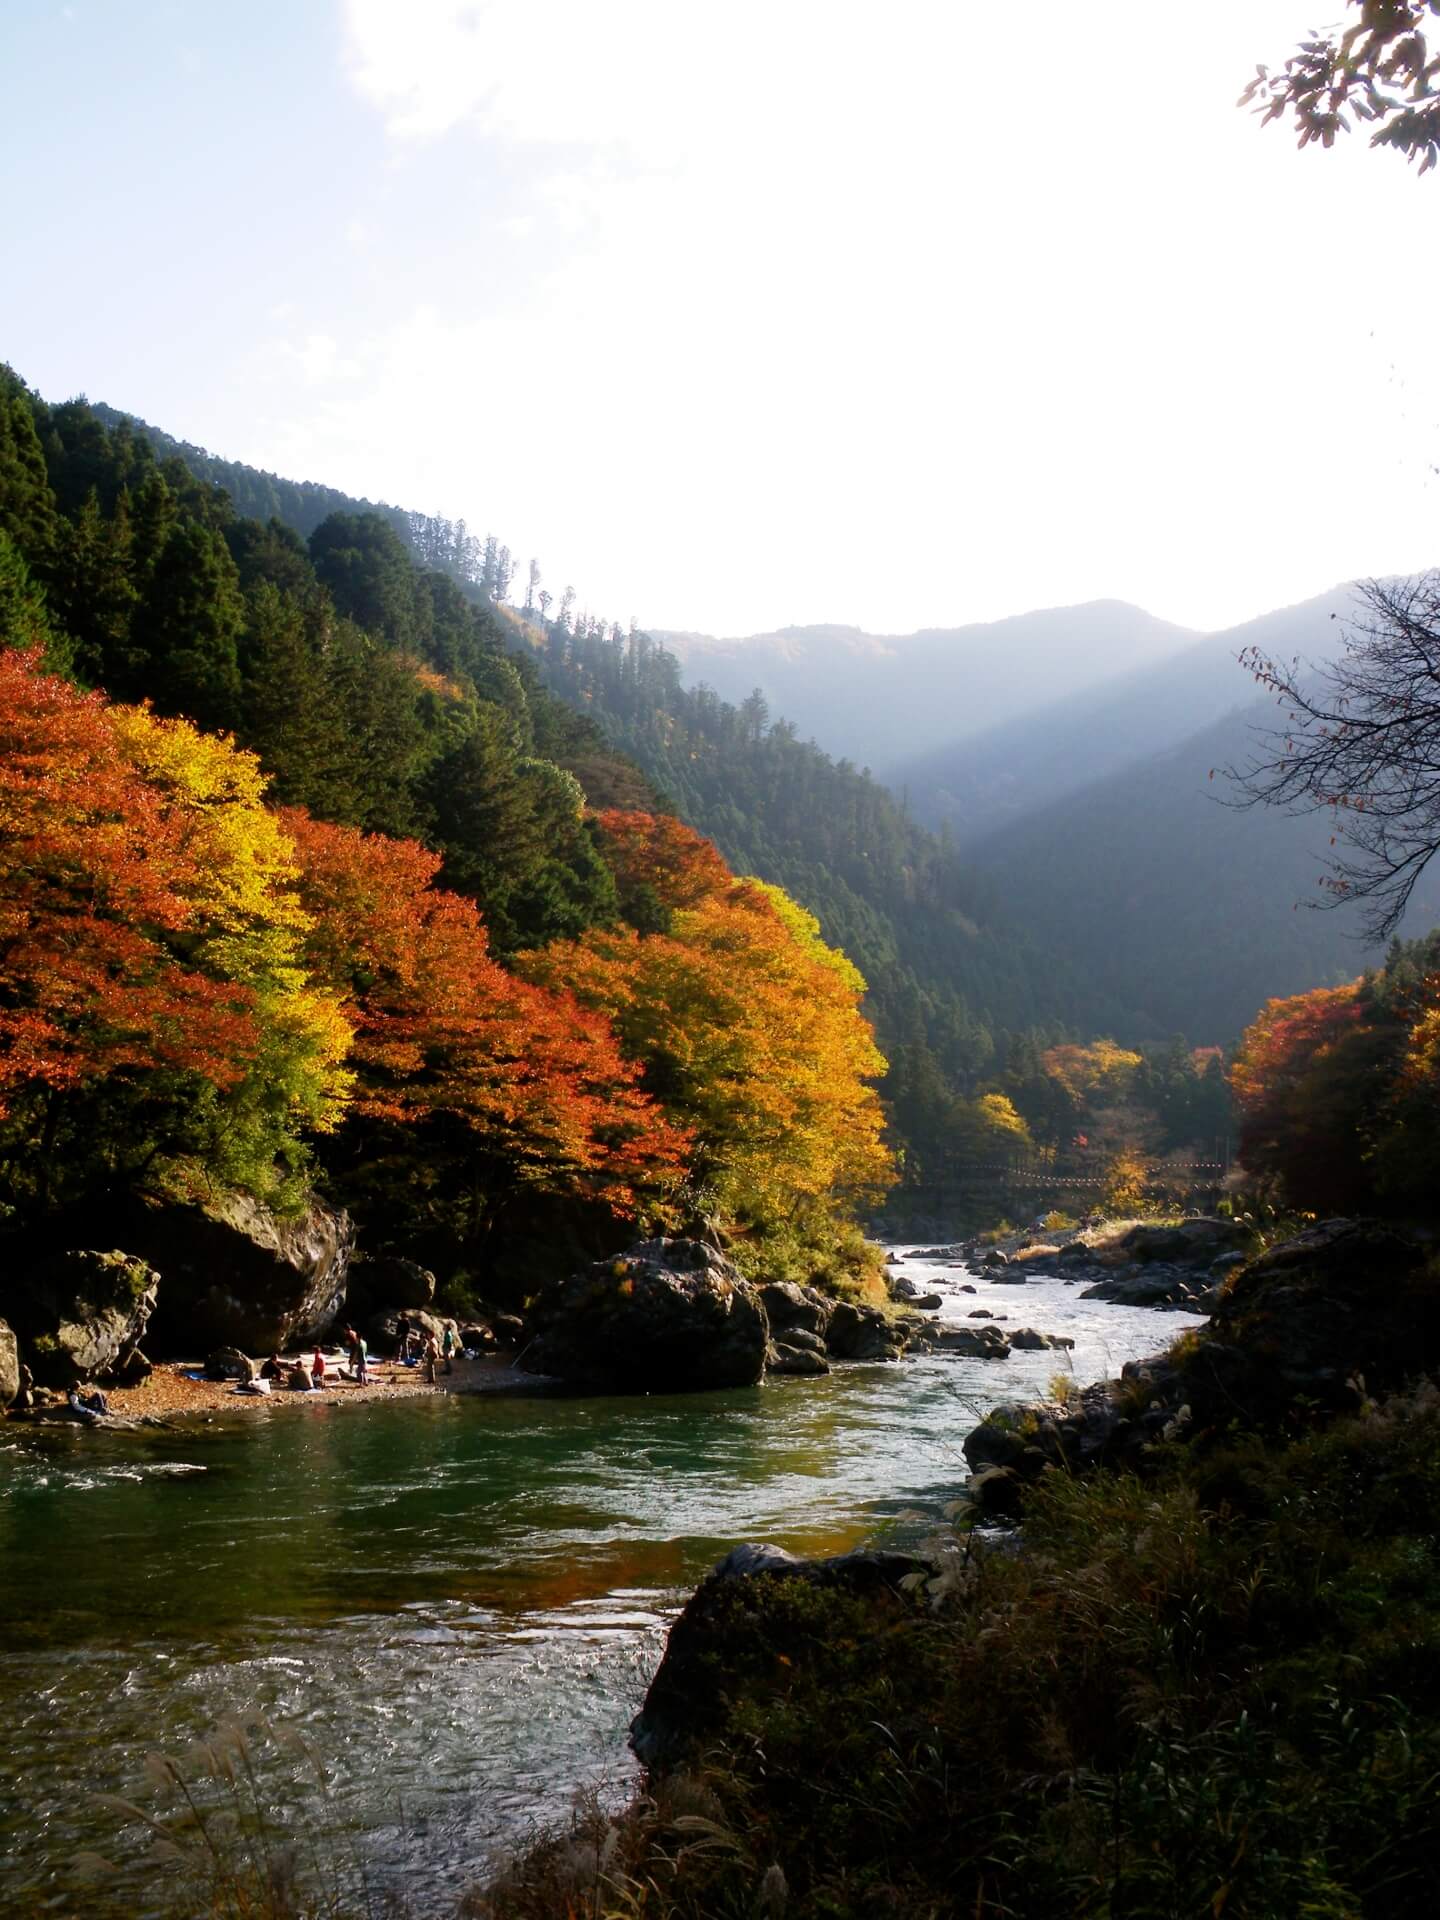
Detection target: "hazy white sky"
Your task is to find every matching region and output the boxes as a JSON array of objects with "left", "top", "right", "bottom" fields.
[{"left": 5, "top": 1, "right": 1439, "bottom": 637}]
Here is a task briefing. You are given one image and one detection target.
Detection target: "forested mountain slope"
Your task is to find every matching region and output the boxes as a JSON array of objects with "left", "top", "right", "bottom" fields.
[{"left": 964, "top": 693, "right": 1440, "bottom": 1044}]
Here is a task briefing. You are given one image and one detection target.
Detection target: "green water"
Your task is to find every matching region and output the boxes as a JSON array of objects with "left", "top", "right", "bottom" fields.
[{"left": 0, "top": 1254, "right": 1197, "bottom": 1915}]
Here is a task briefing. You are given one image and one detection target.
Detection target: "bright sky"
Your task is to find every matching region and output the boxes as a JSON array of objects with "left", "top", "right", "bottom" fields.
[{"left": 4, "top": 1, "right": 1438, "bottom": 638}]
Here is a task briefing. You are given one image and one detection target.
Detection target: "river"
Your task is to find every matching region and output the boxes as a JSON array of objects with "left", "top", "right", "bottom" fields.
[{"left": 0, "top": 1249, "right": 1199, "bottom": 1916}]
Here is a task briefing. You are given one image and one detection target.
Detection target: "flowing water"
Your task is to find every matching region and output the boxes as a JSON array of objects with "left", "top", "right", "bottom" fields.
[{"left": 0, "top": 1250, "right": 1200, "bottom": 1915}]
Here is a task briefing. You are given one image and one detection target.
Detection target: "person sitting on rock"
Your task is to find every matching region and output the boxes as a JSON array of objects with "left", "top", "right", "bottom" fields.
[
  {"left": 311, "top": 1347, "right": 327, "bottom": 1389},
  {"left": 65, "top": 1388, "right": 103, "bottom": 1424},
  {"left": 260, "top": 1353, "right": 285, "bottom": 1381},
  {"left": 287, "top": 1363, "right": 314, "bottom": 1391},
  {"left": 77, "top": 1384, "right": 110, "bottom": 1415}
]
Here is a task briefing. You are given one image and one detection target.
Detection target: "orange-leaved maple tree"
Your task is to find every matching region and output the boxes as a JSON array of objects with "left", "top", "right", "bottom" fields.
[
  {"left": 1229, "top": 981, "right": 1380, "bottom": 1209},
  {"left": 592, "top": 808, "right": 732, "bottom": 922},
  {"left": 282, "top": 808, "right": 690, "bottom": 1215},
  {"left": 0, "top": 648, "right": 351, "bottom": 1202},
  {"left": 521, "top": 876, "right": 894, "bottom": 1230}
]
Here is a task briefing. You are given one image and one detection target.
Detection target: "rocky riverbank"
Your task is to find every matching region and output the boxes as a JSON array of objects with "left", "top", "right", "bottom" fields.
[{"left": 473, "top": 1213, "right": 1440, "bottom": 1920}]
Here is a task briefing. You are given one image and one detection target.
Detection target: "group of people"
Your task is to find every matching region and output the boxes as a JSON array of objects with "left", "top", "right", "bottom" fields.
[
  {"left": 252, "top": 1322, "right": 460, "bottom": 1393},
  {"left": 395, "top": 1318, "right": 458, "bottom": 1382},
  {"left": 259, "top": 1347, "right": 330, "bottom": 1392}
]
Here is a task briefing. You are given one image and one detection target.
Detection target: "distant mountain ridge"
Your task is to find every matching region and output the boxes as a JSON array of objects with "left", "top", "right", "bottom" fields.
[{"left": 655, "top": 602, "right": 1198, "bottom": 768}]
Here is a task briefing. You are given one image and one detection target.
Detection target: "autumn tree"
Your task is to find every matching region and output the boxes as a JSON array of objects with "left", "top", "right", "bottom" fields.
[
  {"left": 1228, "top": 980, "right": 1396, "bottom": 1211},
  {"left": 283, "top": 809, "right": 688, "bottom": 1251},
  {"left": 0, "top": 650, "right": 350, "bottom": 1216},
  {"left": 521, "top": 878, "right": 893, "bottom": 1241}
]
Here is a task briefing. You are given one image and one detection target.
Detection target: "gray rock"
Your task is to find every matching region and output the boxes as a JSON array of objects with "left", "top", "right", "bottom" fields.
[
  {"left": 347, "top": 1255, "right": 436, "bottom": 1315},
  {"left": 630, "top": 1544, "right": 927, "bottom": 1771},
  {"left": 1118, "top": 1217, "right": 1252, "bottom": 1267},
  {"left": 133, "top": 1191, "right": 353, "bottom": 1355},
  {"left": 767, "top": 1342, "right": 830, "bottom": 1377},
  {"left": 10, "top": 1251, "right": 160, "bottom": 1387},
  {"left": 931, "top": 1324, "right": 1011, "bottom": 1360},
  {"left": 912, "top": 1292, "right": 944, "bottom": 1309},
  {"left": 825, "top": 1301, "right": 907, "bottom": 1361},
  {"left": 0, "top": 1320, "right": 19, "bottom": 1407},
  {"left": 982, "top": 1248, "right": 1009, "bottom": 1268},
  {"left": 523, "top": 1239, "right": 769, "bottom": 1391},
  {"left": 1009, "top": 1327, "right": 1076, "bottom": 1351},
  {"left": 758, "top": 1281, "right": 830, "bottom": 1338},
  {"left": 206, "top": 1346, "right": 258, "bottom": 1383}
]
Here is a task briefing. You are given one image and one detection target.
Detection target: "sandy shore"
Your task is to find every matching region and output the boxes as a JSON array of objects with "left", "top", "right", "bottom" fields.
[{"left": 103, "top": 1350, "right": 540, "bottom": 1420}]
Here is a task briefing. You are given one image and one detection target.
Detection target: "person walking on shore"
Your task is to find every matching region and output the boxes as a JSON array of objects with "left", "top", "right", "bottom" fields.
[
  {"left": 422, "top": 1332, "right": 440, "bottom": 1385},
  {"left": 441, "top": 1322, "right": 457, "bottom": 1375}
]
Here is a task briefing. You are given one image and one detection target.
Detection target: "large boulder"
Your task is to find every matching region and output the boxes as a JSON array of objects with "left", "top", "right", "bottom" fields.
[
  {"left": 522, "top": 1239, "right": 769, "bottom": 1392},
  {"left": 346, "top": 1255, "right": 436, "bottom": 1317},
  {"left": 931, "top": 1323, "right": 1011, "bottom": 1360},
  {"left": 131, "top": 1191, "right": 354, "bottom": 1355},
  {"left": 1118, "top": 1217, "right": 1253, "bottom": 1266},
  {"left": 7, "top": 1250, "right": 160, "bottom": 1387},
  {"left": 0, "top": 1320, "right": 19, "bottom": 1408},
  {"left": 1175, "top": 1217, "right": 1438, "bottom": 1426},
  {"left": 630, "top": 1543, "right": 928, "bottom": 1772},
  {"left": 825, "top": 1301, "right": 908, "bottom": 1361},
  {"left": 757, "top": 1282, "right": 831, "bottom": 1339}
]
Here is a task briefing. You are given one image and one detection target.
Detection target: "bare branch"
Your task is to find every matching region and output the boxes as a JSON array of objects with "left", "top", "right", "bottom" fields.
[{"left": 1225, "top": 573, "right": 1440, "bottom": 939}]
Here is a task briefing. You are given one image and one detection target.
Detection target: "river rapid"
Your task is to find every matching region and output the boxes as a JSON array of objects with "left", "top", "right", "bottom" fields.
[{"left": 0, "top": 1249, "right": 1201, "bottom": 1916}]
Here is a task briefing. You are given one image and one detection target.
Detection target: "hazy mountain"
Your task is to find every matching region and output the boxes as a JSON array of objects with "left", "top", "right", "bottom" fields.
[
  {"left": 890, "top": 586, "right": 1363, "bottom": 844},
  {"left": 963, "top": 692, "right": 1440, "bottom": 1045},
  {"left": 655, "top": 601, "right": 1198, "bottom": 769}
]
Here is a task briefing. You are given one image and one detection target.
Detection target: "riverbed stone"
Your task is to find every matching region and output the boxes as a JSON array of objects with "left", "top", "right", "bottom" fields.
[
  {"left": 1009, "top": 1328, "right": 1076, "bottom": 1351},
  {"left": 931, "top": 1323, "right": 1011, "bottom": 1360},
  {"left": 758, "top": 1281, "right": 831, "bottom": 1339},
  {"left": 132, "top": 1190, "right": 354, "bottom": 1355},
  {"left": 9, "top": 1250, "right": 161, "bottom": 1387},
  {"left": 767, "top": 1342, "right": 830, "bottom": 1377},
  {"left": 825, "top": 1301, "right": 907, "bottom": 1361},
  {"left": 522, "top": 1239, "right": 769, "bottom": 1392}
]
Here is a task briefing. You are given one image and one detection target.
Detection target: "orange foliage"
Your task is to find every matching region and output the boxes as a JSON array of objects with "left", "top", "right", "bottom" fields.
[
  {"left": 593, "top": 808, "right": 732, "bottom": 913},
  {"left": 522, "top": 879, "right": 893, "bottom": 1225},
  {"left": 283, "top": 810, "right": 689, "bottom": 1210},
  {"left": 0, "top": 649, "right": 264, "bottom": 1110},
  {"left": 1229, "top": 982, "right": 1365, "bottom": 1121}
]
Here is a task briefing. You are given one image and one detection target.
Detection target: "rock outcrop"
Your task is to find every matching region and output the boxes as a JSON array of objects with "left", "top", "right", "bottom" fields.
[
  {"left": 346, "top": 1255, "right": 436, "bottom": 1317},
  {"left": 521, "top": 1239, "right": 769, "bottom": 1392},
  {"left": 132, "top": 1191, "right": 354, "bottom": 1355},
  {"left": 630, "top": 1543, "right": 928, "bottom": 1772},
  {"left": 7, "top": 1250, "right": 160, "bottom": 1387},
  {"left": 0, "top": 1320, "right": 19, "bottom": 1407},
  {"left": 824, "top": 1301, "right": 908, "bottom": 1361}
]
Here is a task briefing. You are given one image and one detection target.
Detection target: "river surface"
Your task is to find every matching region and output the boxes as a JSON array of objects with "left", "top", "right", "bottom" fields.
[{"left": 0, "top": 1249, "right": 1199, "bottom": 1916}]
